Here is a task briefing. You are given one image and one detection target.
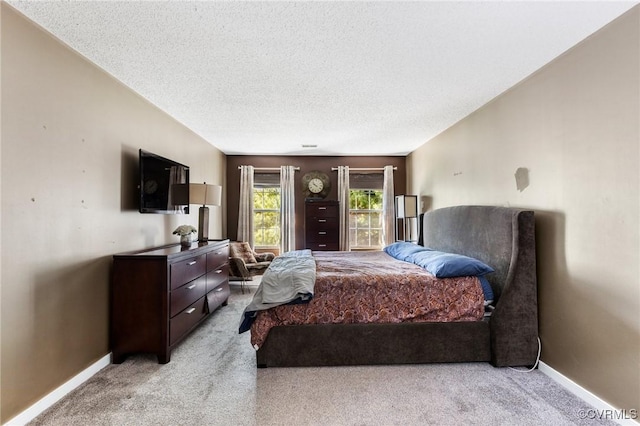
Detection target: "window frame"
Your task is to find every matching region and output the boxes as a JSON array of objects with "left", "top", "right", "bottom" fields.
[
  {"left": 348, "top": 188, "right": 384, "bottom": 250},
  {"left": 253, "top": 185, "right": 281, "bottom": 249}
]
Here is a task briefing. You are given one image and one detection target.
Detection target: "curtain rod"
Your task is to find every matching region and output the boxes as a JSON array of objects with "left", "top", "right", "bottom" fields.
[
  {"left": 331, "top": 167, "right": 397, "bottom": 171},
  {"left": 237, "top": 166, "right": 300, "bottom": 171}
]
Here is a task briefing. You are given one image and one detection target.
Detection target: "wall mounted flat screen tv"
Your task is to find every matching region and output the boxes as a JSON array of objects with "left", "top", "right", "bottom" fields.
[{"left": 139, "top": 149, "right": 190, "bottom": 214}]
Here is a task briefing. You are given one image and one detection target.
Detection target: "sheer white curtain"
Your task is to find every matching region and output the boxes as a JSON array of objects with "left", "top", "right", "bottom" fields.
[
  {"left": 280, "top": 165, "right": 296, "bottom": 253},
  {"left": 237, "top": 165, "right": 254, "bottom": 247},
  {"left": 381, "top": 165, "right": 395, "bottom": 246},
  {"left": 337, "top": 166, "right": 350, "bottom": 251}
]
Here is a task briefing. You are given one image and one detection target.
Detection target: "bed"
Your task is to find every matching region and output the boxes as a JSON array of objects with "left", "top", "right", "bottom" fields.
[{"left": 242, "top": 205, "right": 538, "bottom": 368}]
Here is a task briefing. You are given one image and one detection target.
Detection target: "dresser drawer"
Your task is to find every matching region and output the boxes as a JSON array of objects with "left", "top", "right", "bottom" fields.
[
  {"left": 206, "top": 264, "right": 229, "bottom": 293},
  {"left": 307, "top": 229, "right": 339, "bottom": 243},
  {"left": 310, "top": 217, "right": 338, "bottom": 228},
  {"left": 170, "top": 297, "right": 207, "bottom": 346},
  {"left": 170, "top": 254, "right": 206, "bottom": 290},
  {"left": 206, "top": 282, "right": 231, "bottom": 313},
  {"left": 306, "top": 203, "right": 338, "bottom": 218},
  {"left": 308, "top": 242, "right": 339, "bottom": 251},
  {"left": 170, "top": 275, "right": 206, "bottom": 318},
  {"left": 206, "top": 245, "right": 229, "bottom": 271}
]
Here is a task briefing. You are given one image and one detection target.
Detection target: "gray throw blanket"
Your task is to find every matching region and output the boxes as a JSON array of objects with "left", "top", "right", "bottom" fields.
[{"left": 239, "top": 250, "right": 316, "bottom": 335}]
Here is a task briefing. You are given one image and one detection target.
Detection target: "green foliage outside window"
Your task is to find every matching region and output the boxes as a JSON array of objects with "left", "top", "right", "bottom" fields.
[
  {"left": 349, "top": 189, "right": 383, "bottom": 248},
  {"left": 254, "top": 187, "right": 280, "bottom": 247}
]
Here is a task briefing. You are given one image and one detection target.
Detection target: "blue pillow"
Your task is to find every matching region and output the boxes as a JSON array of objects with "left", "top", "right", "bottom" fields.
[
  {"left": 408, "top": 250, "right": 494, "bottom": 278},
  {"left": 383, "top": 242, "right": 429, "bottom": 261}
]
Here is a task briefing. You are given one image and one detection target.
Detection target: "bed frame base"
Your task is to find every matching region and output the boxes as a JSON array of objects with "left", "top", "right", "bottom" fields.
[{"left": 256, "top": 321, "right": 490, "bottom": 368}]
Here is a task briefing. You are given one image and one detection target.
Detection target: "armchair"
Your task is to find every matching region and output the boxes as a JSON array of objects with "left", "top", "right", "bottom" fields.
[{"left": 228, "top": 241, "right": 275, "bottom": 293}]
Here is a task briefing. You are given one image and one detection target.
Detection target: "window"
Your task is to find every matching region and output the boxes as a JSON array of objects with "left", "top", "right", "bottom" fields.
[
  {"left": 349, "top": 189, "right": 383, "bottom": 249},
  {"left": 253, "top": 184, "right": 280, "bottom": 248}
]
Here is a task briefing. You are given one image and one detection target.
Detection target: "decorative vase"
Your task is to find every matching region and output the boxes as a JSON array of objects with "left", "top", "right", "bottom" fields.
[{"left": 180, "top": 234, "right": 194, "bottom": 247}]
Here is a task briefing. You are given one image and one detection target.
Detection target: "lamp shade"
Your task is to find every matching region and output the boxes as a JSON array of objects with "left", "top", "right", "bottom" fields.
[{"left": 190, "top": 183, "right": 222, "bottom": 206}]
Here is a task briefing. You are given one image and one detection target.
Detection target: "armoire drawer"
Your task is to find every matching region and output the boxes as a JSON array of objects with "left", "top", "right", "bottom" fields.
[
  {"left": 306, "top": 204, "right": 338, "bottom": 218},
  {"left": 307, "top": 230, "right": 339, "bottom": 243},
  {"left": 307, "top": 242, "right": 339, "bottom": 251}
]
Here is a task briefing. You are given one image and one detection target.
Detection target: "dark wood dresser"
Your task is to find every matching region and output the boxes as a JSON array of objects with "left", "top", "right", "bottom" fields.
[
  {"left": 111, "top": 239, "right": 230, "bottom": 364},
  {"left": 305, "top": 200, "right": 339, "bottom": 251}
]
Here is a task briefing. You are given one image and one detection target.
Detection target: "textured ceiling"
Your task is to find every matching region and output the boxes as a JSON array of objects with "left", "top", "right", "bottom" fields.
[{"left": 7, "top": 1, "right": 638, "bottom": 156}]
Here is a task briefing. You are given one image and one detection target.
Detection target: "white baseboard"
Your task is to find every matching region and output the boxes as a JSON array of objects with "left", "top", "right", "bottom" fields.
[
  {"left": 538, "top": 361, "right": 639, "bottom": 425},
  {"left": 4, "top": 353, "right": 111, "bottom": 426}
]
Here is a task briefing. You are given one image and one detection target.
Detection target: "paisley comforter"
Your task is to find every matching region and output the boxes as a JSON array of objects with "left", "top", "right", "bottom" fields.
[{"left": 248, "top": 250, "right": 484, "bottom": 349}]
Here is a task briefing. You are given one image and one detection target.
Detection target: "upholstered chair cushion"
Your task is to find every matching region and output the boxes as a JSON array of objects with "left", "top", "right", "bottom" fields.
[{"left": 230, "top": 242, "right": 257, "bottom": 265}]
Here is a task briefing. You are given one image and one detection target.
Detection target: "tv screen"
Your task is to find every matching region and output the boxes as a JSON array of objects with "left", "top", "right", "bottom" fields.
[{"left": 139, "top": 149, "right": 190, "bottom": 214}]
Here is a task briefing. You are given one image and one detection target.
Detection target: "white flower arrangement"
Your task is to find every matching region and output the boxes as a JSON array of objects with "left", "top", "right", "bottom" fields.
[{"left": 173, "top": 225, "right": 197, "bottom": 236}]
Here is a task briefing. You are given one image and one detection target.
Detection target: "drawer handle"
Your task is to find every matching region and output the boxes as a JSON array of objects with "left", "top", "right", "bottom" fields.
[
  {"left": 318, "top": 244, "right": 327, "bottom": 247},
  {"left": 318, "top": 207, "right": 327, "bottom": 210},
  {"left": 187, "top": 284, "right": 197, "bottom": 290},
  {"left": 318, "top": 219, "right": 327, "bottom": 223},
  {"left": 187, "top": 261, "right": 197, "bottom": 266},
  {"left": 318, "top": 231, "right": 327, "bottom": 235},
  {"left": 185, "top": 307, "right": 196, "bottom": 314}
]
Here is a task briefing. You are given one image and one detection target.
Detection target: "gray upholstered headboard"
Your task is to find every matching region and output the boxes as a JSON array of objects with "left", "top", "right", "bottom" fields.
[{"left": 421, "top": 205, "right": 539, "bottom": 366}]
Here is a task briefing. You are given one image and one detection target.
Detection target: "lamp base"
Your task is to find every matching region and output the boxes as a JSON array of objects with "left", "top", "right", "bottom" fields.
[{"left": 198, "top": 206, "right": 209, "bottom": 242}]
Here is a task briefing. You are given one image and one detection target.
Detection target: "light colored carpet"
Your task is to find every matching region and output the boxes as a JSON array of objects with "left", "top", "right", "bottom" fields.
[{"left": 29, "top": 282, "right": 615, "bottom": 426}]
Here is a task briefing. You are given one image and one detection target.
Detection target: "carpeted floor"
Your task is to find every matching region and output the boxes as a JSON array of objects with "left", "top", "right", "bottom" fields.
[{"left": 29, "top": 282, "right": 615, "bottom": 426}]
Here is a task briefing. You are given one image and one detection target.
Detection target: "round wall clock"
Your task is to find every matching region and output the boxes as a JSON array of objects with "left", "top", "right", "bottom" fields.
[
  {"left": 144, "top": 179, "right": 158, "bottom": 194},
  {"left": 301, "top": 171, "right": 331, "bottom": 199}
]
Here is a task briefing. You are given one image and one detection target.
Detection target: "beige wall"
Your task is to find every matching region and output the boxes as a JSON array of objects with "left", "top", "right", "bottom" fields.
[
  {"left": 408, "top": 7, "right": 639, "bottom": 410},
  {"left": 1, "top": 5, "right": 226, "bottom": 422}
]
